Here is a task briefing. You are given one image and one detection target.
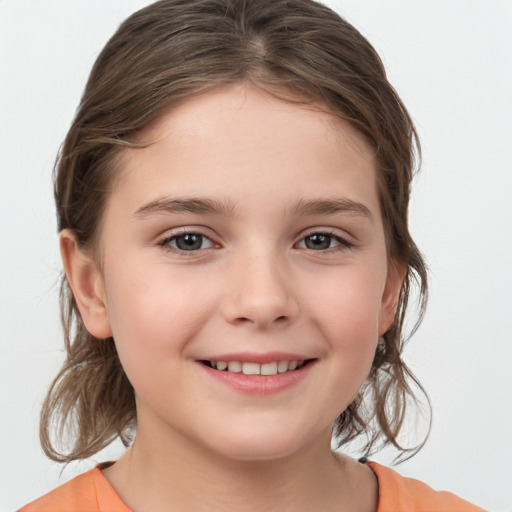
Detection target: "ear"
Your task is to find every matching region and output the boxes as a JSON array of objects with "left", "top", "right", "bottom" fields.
[
  {"left": 378, "top": 260, "right": 406, "bottom": 335},
  {"left": 59, "top": 230, "right": 113, "bottom": 339}
]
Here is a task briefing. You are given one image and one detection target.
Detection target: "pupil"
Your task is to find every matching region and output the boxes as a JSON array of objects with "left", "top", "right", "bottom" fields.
[
  {"left": 177, "top": 234, "right": 202, "bottom": 250},
  {"left": 306, "top": 234, "right": 330, "bottom": 250}
]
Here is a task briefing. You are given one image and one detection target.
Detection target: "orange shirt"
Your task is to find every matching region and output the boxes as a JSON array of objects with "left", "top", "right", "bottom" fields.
[{"left": 19, "top": 461, "right": 486, "bottom": 512}]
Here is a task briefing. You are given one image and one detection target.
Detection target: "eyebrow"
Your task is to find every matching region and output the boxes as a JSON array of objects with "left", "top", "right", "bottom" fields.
[
  {"left": 134, "top": 197, "right": 239, "bottom": 218},
  {"left": 288, "top": 198, "right": 373, "bottom": 221},
  {"left": 134, "top": 196, "right": 373, "bottom": 222}
]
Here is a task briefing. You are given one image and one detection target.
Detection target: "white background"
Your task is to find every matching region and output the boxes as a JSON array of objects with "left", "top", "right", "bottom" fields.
[{"left": 1, "top": 1, "right": 511, "bottom": 510}]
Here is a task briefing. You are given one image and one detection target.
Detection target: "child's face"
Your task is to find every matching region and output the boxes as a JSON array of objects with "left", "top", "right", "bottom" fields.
[{"left": 79, "top": 83, "right": 402, "bottom": 461}]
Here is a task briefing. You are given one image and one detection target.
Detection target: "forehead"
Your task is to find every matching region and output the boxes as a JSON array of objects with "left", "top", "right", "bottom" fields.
[
  {"left": 118, "top": 83, "right": 375, "bottom": 162},
  {"left": 111, "top": 83, "right": 378, "bottom": 215}
]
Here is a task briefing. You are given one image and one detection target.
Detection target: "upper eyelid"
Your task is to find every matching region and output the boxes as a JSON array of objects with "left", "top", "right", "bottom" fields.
[
  {"left": 296, "top": 227, "right": 354, "bottom": 242},
  {"left": 158, "top": 226, "right": 216, "bottom": 239}
]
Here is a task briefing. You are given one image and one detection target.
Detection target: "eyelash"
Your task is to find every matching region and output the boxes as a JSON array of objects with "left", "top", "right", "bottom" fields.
[
  {"left": 157, "top": 229, "right": 353, "bottom": 254},
  {"left": 296, "top": 230, "right": 353, "bottom": 252},
  {"left": 158, "top": 230, "right": 217, "bottom": 253}
]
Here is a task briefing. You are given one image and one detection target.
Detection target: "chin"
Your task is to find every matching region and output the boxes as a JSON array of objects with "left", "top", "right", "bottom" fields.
[{"left": 202, "top": 423, "right": 326, "bottom": 463}]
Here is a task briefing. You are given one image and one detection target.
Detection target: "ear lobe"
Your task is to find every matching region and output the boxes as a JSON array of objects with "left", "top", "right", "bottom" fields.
[
  {"left": 378, "top": 260, "right": 406, "bottom": 334},
  {"left": 59, "top": 230, "right": 113, "bottom": 339}
]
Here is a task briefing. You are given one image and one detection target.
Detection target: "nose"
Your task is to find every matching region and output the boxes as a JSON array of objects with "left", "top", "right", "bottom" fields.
[{"left": 221, "top": 250, "right": 300, "bottom": 330}]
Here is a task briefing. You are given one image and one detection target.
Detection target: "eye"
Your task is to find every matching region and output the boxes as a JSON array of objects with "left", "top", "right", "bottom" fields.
[
  {"left": 296, "top": 232, "right": 352, "bottom": 251},
  {"left": 160, "top": 232, "right": 215, "bottom": 252}
]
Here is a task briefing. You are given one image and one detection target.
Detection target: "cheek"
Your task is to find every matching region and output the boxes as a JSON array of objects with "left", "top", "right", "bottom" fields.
[
  {"left": 302, "top": 264, "right": 386, "bottom": 378},
  {"left": 103, "top": 263, "right": 217, "bottom": 359},
  {"left": 311, "top": 278, "right": 382, "bottom": 412},
  {"left": 310, "top": 268, "right": 385, "bottom": 335},
  {"left": 102, "top": 264, "right": 221, "bottom": 410}
]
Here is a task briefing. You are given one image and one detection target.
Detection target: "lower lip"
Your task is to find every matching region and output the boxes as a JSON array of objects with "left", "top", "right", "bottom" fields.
[{"left": 198, "top": 362, "right": 315, "bottom": 395}]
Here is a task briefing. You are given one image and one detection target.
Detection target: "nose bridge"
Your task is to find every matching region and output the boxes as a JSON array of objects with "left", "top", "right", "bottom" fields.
[{"left": 222, "top": 242, "right": 299, "bottom": 328}]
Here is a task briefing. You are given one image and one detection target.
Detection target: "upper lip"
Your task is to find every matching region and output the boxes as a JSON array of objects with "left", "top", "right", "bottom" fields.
[{"left": 197, "top": 352, "right": 315, "bottom": 364}]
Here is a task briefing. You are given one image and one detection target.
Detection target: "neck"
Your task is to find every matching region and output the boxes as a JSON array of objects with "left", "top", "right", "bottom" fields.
[{"left": 103, "top": 425, "right": 369, "bottom": 512}]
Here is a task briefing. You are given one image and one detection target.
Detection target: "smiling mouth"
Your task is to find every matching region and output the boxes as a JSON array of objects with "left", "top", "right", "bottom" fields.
[{"left": 200, "top": 359, "right": 314, "bottom": 376}]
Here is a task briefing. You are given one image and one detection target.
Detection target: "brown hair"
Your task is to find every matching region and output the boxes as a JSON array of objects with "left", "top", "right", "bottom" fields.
[{"left": 41, "top": 0, "right": 429, "bottom": 463}]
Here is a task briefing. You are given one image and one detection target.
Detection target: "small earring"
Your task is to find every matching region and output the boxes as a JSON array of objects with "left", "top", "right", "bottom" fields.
[{"left": 377, "top": 335, "right": 385, "bottom": 351}]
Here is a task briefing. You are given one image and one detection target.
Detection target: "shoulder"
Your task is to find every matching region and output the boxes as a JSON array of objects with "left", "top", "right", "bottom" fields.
[
  {"left": 18, "top": 466, "right": 130, "bottom": 512},
  {"left": 368, "top": 462, "right": 487, "bottom": 512}
]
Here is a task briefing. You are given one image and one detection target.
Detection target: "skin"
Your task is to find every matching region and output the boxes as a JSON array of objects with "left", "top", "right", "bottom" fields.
[{"left": 61, "top": 83, "right": 403, "bottom": 512}]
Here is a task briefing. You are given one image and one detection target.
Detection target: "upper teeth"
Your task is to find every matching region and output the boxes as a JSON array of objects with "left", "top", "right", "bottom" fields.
[{"left": 209, "top": 360, "right": 305, "bottom": 375}]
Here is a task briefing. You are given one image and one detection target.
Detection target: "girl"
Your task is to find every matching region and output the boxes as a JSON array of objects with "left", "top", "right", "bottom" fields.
[{"left": 16, "top": 0, "right": 488, "bottom": 510}]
